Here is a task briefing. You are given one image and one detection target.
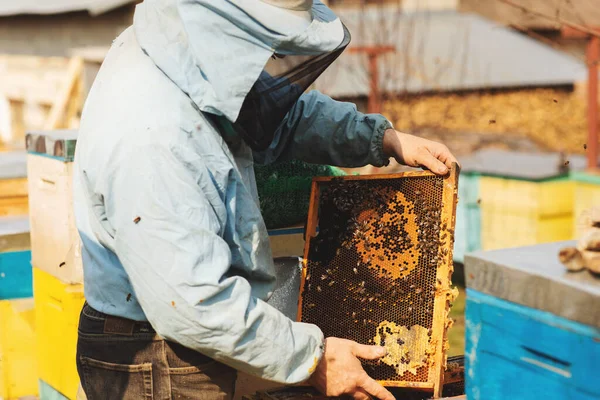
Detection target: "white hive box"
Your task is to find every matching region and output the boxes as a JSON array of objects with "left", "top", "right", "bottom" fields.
[{"left": 26, "top": 130, "right": 82, "bottom": 284}]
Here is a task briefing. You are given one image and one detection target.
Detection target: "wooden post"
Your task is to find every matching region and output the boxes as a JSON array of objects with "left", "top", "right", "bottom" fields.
[
  {"left": 347, "top": 46, "right": 395, "bottom": 114},
  {"left": 8, "top": 98, "right": 25, "bottom": 149},
  {"left": 44, "top": 57, "right": 84, "bottom": 130},
  {"left": 587, "top": 36, "right": 599, "bottom": 170}
]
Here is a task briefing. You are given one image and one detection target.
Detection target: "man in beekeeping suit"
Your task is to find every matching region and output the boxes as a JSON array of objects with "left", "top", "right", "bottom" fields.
[{"left": 72, "top": 0, "right": 458, "bottom": 399}]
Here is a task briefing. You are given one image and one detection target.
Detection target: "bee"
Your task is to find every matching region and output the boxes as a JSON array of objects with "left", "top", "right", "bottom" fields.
[
  {"left": 317, "top": 285, "right": 322, "bottom": 292},
  {"left": 306, "top": 274, "right": 311, "bottom": 281},
  {"left": 353, "top": 267, "right": 358, "bottom": 274},
  {"left": 352, "top": 312, "right": 357, "bottom": 319},
  {"left": 133, "top": 216, "right": 141, "bottom": 224},
  {"left": 307, "top": 303, "right": 317, "bottom": 309},
  {"left": 126, "top": 293, "right": 132, "bottom": 302},
  {"left": 377, "top": 255, "right": 385, "bottom": 261},
  {"left": 328, "top": 280, "right": 335, "bottom": 287},
  {"left": 365, "top": 241, "right": 372, "bottom": 251},
  {"left": 415, "top": 288, "right": 423, "bottom": 294}
]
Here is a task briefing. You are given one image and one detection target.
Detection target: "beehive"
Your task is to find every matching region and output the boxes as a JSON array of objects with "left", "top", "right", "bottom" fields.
[
  {"left": 298, "top": 166, "right": 459, "bottom": 398},
  {"left": 26, "top": 130, "right": 82, "bottom": 284},
  {"left": 33, "top": 267, "right": 85, "bottom": 400}
]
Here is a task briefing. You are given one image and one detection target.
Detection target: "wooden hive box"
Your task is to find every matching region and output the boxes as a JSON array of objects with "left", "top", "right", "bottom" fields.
[
  {"left": 0, "top": 216, "right": 36, "bottom": 400},
  {"left": 33, "top": 267, "right": 84, "bottom": 400},
  {"left": 461, "top": 149, "right": 586, "bottom": 251},
  {"left": 571, "top": 171, "right": 600, "bottom": 238},
  {"left": 0, "top": 298, "right": 38, "bottom": 400},
  {"left": 268, "top": 226, "right": 305, "bottom": 258},
  {"left": 298, "top": 166, "right": 459, "bottom": 398},
  {"left": 453, "top": 172, "right": 480, "bottom": 263},
  {"left": 26, "top": 130, "right": 82, "bottom": 284},
  {"left": 0, "top": 216, "right": 31, "bottom": 300},
  {"left": 0, "top": 151, "right": 28, "bottom": 218},
  {"left": 465, "top": 242, "right": 600, "bottom": 400}
]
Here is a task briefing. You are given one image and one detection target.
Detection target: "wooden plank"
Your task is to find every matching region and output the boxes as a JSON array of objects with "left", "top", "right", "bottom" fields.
[
  {"left": 431, "top": 164, "right": 459, "bottom": 398},
  {"left": 465, "top": 241, "right": 600, "bottom": 328},
  {"left": 0, "top": 197, "right": 29, "bottom": 217},
  {"left": 7, "top": 98, "right": 25, "bottom": 147},
  {"left": 44, "top": 57, "right": 83, "bottom": 130},
  {"left": 0, "top": 178, "right": 28, "bottom": 198}
]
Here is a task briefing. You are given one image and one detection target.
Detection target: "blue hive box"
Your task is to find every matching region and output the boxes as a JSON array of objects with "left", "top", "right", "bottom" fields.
[
  {"left": 0, "top": 215, "right": 32, "bottom": 300},
  {"left": 465, "top": 241, "right": 600, "bottom": 400}
]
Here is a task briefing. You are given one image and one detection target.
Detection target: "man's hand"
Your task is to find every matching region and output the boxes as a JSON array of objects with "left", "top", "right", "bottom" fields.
[
  {"left": 382, "top": 129, "right": 459, "bottom": 175},
  {"left": 307, "top": 337, "right": 395, "bottom": 400}
]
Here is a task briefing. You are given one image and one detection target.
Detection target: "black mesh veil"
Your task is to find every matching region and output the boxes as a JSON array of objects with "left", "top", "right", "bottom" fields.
[{"left": 222, "top": 24, "right": 351, "bottom": 151}]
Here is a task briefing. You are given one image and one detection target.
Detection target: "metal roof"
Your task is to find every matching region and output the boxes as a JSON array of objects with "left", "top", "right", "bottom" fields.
[
  {"left": 315, "top": 9, "right": 588, "bottom": 97},
  {"left": 0, "top": 0, "right": 135, "bottom": 16}
]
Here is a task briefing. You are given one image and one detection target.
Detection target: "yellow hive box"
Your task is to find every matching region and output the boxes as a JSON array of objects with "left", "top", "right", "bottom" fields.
[
  {"left": 33, "top": 267, "right": 85, "bottom": 400},
  {"left": 571, "top": 172, "right": 600, "bottom": 238},
  {"left": 479, "top": 177, "right": 575, "bottom": 250},
  {"left": 27, "top": 153, "right": 82, "bottom": 284},
  {"left": 0, "top": 298, "right": 38, "bottom": 399}
]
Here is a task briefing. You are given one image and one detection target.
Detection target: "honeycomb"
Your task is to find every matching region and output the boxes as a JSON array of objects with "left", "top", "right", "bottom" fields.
[{"left": 298, "top": 169, "right": 458, "bottom": 393}]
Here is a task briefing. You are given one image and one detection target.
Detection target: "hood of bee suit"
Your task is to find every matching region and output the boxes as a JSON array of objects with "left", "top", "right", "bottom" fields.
[{"left": 133, "top": 0, "right": 347, "bottom": 124}]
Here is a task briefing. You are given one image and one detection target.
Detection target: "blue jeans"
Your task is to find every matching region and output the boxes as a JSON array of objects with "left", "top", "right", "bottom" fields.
[{"left": 76, "top": 303, "right": 237, "bottom": 400}]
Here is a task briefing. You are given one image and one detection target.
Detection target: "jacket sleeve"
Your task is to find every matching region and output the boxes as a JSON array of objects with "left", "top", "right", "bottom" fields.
[
  {"left": 109, "top": 143, "right": 324, "bottom": 384},
  {"left": 253, "top": 90, "right": 393, "bottom": 167}
]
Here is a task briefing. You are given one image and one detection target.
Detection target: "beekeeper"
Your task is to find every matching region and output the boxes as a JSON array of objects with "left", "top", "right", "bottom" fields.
[{"left": 72, "top": 0, "right": 458, "bottom": 399}]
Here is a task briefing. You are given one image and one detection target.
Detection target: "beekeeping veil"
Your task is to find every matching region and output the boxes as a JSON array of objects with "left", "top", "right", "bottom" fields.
[{"left": 134, "top": 0, "right": 351, "bottom": 150}]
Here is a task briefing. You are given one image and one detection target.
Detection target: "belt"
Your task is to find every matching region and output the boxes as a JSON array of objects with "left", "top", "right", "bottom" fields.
[{"left": 81, "top": 302, "right": 156, "bottom": 336}]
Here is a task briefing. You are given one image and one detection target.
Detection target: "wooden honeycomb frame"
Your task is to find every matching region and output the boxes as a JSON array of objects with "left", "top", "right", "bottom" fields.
[{"left": 297, "top": 165, "right": 459, "bottom": 398}]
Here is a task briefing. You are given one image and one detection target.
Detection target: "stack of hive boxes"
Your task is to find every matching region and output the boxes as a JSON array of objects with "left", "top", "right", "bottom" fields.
[
  {"left": 0, "top": 150, "right": 36, "bottom": 400},
  {"left": 460, "top": 149, "right": 587, "bottom": 252},
  {"left": 0, "top": 216, "right": 36, "bottom": 400},
  {"left": 26, "top": 130, "right": 85, "bottom": 400}
]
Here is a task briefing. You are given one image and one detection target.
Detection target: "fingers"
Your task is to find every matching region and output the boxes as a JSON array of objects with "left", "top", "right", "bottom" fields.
[
  {"left": 417, "top": 149, "right": 448, "bottom": 175},
  {"left": 359, "top": 376, "right": 395, "bottom": 400},
  {"left": 434, "top": 144, "right": 460, "bottom": 171},
  {"left": 352, "top": 388, "right": 372, "bottom": 400},
  {"left": 351, "top": 343, "right": 387, "bottom": 360}
]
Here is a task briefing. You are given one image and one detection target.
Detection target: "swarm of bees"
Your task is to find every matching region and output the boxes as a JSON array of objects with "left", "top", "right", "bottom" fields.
[{"left": 300, "top": 175, "right": 455, "bottom": 382}]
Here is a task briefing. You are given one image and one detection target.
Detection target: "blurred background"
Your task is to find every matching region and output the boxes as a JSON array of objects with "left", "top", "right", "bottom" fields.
[{"left": 0, "top": 1, "right": 599, "bottom": 399}]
